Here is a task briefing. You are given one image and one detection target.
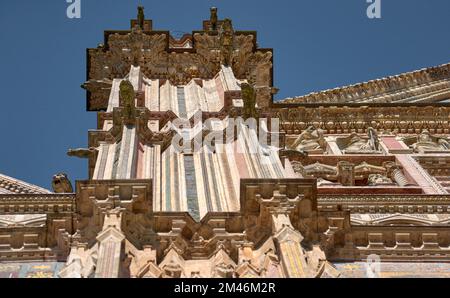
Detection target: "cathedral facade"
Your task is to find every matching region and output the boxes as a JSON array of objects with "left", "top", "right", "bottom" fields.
[{"left": 1, "top": 7, "right": 450, "bottom": 278}]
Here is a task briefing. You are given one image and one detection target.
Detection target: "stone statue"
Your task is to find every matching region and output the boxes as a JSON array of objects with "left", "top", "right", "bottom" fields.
[
  {"left": 240, "top": 82, "right": 257, "bottom": 119},
  {"left": 409, "top": 130, "right": 450, "bottom": 153},
  {"left": 367, "top": 174, "right": 393, "bottom": 186},
  {"left": 52, "top": 173, "right": 73, "bottom": 193},
  {"left": 210, "top": 7, "right": 218, "bottom": 31},
  {"left": 120, "top": 80, "right": 136, "bottom": 120},
  {"left": 289, "top": 126, "right": 326, "bottom": 153},
  {"left": 137, "top": 6, "right": 145, "bottom": 29},
  {"left": 219, "top": 19, "right": 234, "bottom": 66},
  {"left": 340, "top": 127, "right": 380, "bottom": 154}
]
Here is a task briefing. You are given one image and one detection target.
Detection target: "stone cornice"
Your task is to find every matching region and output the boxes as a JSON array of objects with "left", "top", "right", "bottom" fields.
[
  {"left": 318, "top": 194, "right": 450, "bottom": 214},
  {"left": 0, "top": 174, "right": 52, "bottom": 195},
  {"left": 0, "top": 194, "right": 75, "bottom": 214},
  {"left": 278, "top": 62, "right": 450, "bottom": 106}
]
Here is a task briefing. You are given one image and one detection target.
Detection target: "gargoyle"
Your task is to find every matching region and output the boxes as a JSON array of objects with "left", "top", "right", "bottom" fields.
[
  {"left": 67, "top": 147, "right": 98, "bottom": 159},
  {"left": 52, "top": 173, "right": 73, "bottom": 193}
]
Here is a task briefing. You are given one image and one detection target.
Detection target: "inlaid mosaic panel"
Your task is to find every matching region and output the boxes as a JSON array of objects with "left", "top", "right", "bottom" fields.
[
  {"left": 0, "top": 262, "right": 64, "bottom": 278},
  {"left": 334, "top": 262, "right": 450, "bottom": 278}
]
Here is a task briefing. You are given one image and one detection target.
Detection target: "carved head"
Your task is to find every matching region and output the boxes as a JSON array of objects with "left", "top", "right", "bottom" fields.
[
  {"left": 419, "top": 130, "right": 432, "bottom": 142},
  {"left": 52, "top": 173, "right": 73, "bottom": 194}
]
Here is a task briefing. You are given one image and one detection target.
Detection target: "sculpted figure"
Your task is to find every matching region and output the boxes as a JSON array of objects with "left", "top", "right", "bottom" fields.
[
  {"left": 367, "top": 174, "right": 393, "bottom": 186},
  {"left": 120, "top": 80, "right": 136, "bottom": 120},
  {"left": 410, "top": 130, "right": 450, "bottom": 153},
  {"left": 219, "top": 19, "right": 234, "bottom": 66},
  {"left": 240, "top": 82, "right": 257, "bottom": 119},
  {"left": 137, "top": 6, "right": 145, "bottom": 29},
  {"left": 210, "top": 7, "right": 218, "bottom": 31},
  {"left": 52, "top": 173, "right": 73, "bottom": 193},
  {"left": 341, "top": 127, "right": 380, "bottom": 154},
  {"left": 289, "top": 126, "right": 326, "bottom": 153}
]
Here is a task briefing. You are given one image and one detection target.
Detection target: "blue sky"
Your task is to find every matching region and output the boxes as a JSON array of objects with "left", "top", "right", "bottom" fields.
[{"left": 0, "top": 0, "right": 449, "bottom": 189}]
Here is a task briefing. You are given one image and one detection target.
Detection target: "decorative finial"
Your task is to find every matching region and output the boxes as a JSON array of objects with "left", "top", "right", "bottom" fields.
[
  {"left": 137, "top": 6, "right": 145, "bottom": 29},
  {"left": 210, "top": 7, "right": 218, "bottom": 31}
]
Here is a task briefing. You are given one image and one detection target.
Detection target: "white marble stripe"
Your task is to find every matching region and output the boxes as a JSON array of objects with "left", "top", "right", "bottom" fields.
[
  {"left": 193, "top": 151, "right": 208, "bottom": 219},
  {"left": 239, "top": 125, "right": 261, "bottom": 178},
  {"left": 159, "top": 81, "right": 171, "bottom": 112},
  {"left": 218, "top": 69, "right": 227, "bottom": 91},
  {"left": 197, "top": 82, "right": 208, "bottom": 111},
  {"left": 224, "top": 143, "right": 240, "bottom": 210},
  {"left": 150, "top": 145, "right": 161, "bottom": 212},
  {"left": 206, "top": 151, "right": 224, "bottom": 212},
  {"left": 270, "top": 151, "right": 286, "bottom": 178},
  {"left": 161, "top": 149, "right": 169, "bottom": 212},
  {"left": 170, "top": 83, "right": 179, "bottom": 116},
  {"left": 177, "top": 153, "right": 188, "bottom": 212},
  {"left": 117, "top": 126, "right": 138, "bottom": 179},
  {"left": 222, "top": 65, "right": 240, "bottom": 91},
  {"left": 107, "top": 79, "right": 123, "bottom": 112},
  {"left": 147, "top": 79, "right": 160, "bottom": 111},
  {"left": 127, "top": 127, "right": 138, "bottom": 179},
  {"left": 103, "top": 120, "right": 113, "bottom": 131},
  {"left": 93, "top": 144, "right": 105, "bottom": 180},
  {"left": 104, "top": 143, "right": 117, "bottom": 179},
  {"left": 93, "top": 143, "right": 109, "bottom": 180},
  {"left": 184, "top": 83, "right": 194, "bottom": 119},
  {"left": 204, "top": 79, "right": 221, "bottom": 112},
  {"left": 213, "top": 148, "right": 231, "bottom": 212},
  {"left": 185, "top": 82, "right": 201, "bottom": 119},
  {"left": 169, "top": 148, "right": 177, "bottom": 211},
  {"left": 128, "top": 66, "right": 142, "bottom": 91}
]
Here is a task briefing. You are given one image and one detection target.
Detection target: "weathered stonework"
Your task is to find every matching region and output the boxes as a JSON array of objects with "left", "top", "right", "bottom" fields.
[{"left": 1, "top": 7, "right": 450, "bottom": 278}]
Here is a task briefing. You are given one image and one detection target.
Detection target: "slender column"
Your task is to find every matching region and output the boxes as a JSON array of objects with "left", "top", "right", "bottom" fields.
[{"left": 384, "top": 162, "right": 411, "bottom": 187}]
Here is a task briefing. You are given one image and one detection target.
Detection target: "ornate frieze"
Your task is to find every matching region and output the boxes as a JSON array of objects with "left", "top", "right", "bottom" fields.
[{"left": 275, "top": 106, "right": 450, "bottom": 135}]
